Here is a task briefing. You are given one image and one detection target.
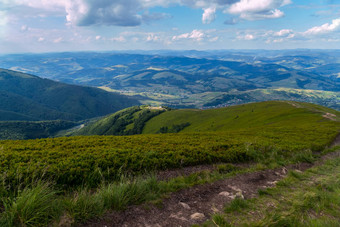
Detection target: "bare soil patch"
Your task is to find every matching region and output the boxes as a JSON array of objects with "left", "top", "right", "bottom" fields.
[{"left": 80, "top": 164, "right": 311, "bottom": 227}]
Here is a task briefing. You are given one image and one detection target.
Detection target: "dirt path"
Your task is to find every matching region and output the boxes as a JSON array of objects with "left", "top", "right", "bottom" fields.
[
  {"left": 81, "top": 135, "right": 340, "bottom": 227},
  {"left": 81, "top": 164, "right": 311, "bottom": 227}
]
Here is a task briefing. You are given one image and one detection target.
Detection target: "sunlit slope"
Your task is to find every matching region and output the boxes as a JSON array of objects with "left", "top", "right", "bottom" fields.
[
  {"left": 143, "top": 101, "right": 340, "bottom": 134},
  {"left": 1, "top": 101, "right": 339, "bottom": 188},
  {"left": 72, "top": 106, "right": 165, "bottom": 136}
]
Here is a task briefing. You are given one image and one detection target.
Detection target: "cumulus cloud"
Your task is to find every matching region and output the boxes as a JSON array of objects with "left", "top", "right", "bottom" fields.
[
  {"left": 2, "top": 0, "right": 293, "bottom": 28},
  {"left": 172, "top": 29, "right": 206, "bottom": 41},
  {"left": 146, "top": 33, "right": 160, "bottom": 42},
  {"left": 228, "top": 0, "right": 291, "bottom": 20},
  {"left": 5, "top": 0, "right": 171, "bottom": 27},
  {"left": 275, "top": 29, "right": 293, "bottom": 36},
  {"left": 202, "top": 7, "right": 216, "bottom": 24},
  {"left": 304, "top": 18, "right": 340, "bottom": 35},
  {"left": 66, "top": 0, "right": 146, "bottom": 26},
  {"left": 237, "top": 34, "right": 255, "bottom": 40}
]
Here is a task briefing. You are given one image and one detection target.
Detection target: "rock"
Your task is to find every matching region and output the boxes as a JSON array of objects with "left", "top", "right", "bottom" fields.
[
  {"left": 211, "top": 207, "right": 219, "bottom": 213},
  {"left": 170, "top": 212, "right": 187, "bottom": 221},
  {"left": 229, "top": 185, "right": 242, "bottom": 192},
  {"left": 235, "top": 191, "right": 244, "bottom": 199},
  {"left": 218, "top": 191, "right": 230, "bottom": 197},
  {"left": 268, "top": 181, "right": 278, "bottom": 185},
  {"left": 274, "top": 172, "right": 282, "bottom": 176},
  {"left": 228, "top": 195, "right": 236, "bottom": 200},
  {"left": 179, "top": 202, "right": 190, "bottom": 210},
  {"left": 190, "top": 213, "right": 205, "bottom": 220}
]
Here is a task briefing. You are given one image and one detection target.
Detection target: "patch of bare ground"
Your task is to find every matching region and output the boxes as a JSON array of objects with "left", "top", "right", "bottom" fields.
[
  {"left": 80, "top": 164, "right": 311, "bottom": 227},
  {"left": 323, "top": 112, "right": 337, "bottom": 121},
  {"left": 80, "top": 135, "right": 340, "bottom": 227}
]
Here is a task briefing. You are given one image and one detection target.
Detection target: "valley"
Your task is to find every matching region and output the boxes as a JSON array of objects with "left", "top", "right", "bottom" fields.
[{"left": 0, "top": 50, "right": 339, "bottom": 110}]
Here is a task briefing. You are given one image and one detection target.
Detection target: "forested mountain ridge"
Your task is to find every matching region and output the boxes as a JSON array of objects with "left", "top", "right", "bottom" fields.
[{"left": 0, "top": 68, "right": 139, "bottom": 121}]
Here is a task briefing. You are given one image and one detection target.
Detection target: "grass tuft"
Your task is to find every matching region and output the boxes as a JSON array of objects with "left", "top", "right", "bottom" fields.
[
  {"left": 224, "top": 198, "right": 249, "bottom": 213},
  {"left": 0, "top": 182, "right": 60, "bottom": 227}
]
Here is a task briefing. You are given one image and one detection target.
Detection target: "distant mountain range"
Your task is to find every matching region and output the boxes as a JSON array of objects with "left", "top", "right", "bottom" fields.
[
  {"left": 0, "top": 68, "right": 139, "bottom": 121},
  {"left": 0, "top": 51, "right": 339, "bottom": 110}
]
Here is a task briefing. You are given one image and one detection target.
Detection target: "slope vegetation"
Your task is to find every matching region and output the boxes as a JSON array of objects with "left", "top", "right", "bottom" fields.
[
  {"left": 0, "top": 101, "right": 339, "bottom": 226},
  {"left": 143, "top": 101, "right": 339, "bottom": 134},
  {"left": 0, "top": 68, "right": 139, "bottom": 121},
  {"left": 72, "top": 106, "right": 166, "bottom": 136}
]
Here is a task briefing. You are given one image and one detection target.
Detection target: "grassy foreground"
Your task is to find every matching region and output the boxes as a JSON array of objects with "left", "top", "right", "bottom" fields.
[{"left": 0, "top": 101, "right": 339, "bottom": 226}]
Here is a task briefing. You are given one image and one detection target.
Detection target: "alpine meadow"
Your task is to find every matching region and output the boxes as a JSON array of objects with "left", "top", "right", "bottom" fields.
[{"left": 1, "top": 0, "right": 340, "bottom": 226}]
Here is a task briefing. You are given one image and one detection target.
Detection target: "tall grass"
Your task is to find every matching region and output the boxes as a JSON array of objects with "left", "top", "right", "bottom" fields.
[{"left": 0, "top": 182, "right": 61, "bottom": 227}]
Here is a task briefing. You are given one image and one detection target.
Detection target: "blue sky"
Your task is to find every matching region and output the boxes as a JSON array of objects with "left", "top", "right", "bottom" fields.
[{"left": 0, "top": 0, "right": 340, "bottom": 53}]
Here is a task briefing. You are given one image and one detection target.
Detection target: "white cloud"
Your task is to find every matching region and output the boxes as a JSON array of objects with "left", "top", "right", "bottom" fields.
[
  {"left": 209, "top": 36, "right": 219, "bottom": 42},
  {"left": 2, "top": 0, "right": 293, "bottom": 29},
  {"left": 228, "top": 0, "right": 291, "bottom": 20},
  {"left": 304, "top": 18, "right": 340, "bottom": 35},
  {"left": 146, "top": 33, "right": 160, "bottom": 42},
  {"left": 53, "top": 37, "right": 63, "bottom": 43},
  {"left": 202, "top": 7, "right": 216, "bottom": 24},
  {"left": 237, "top": 34, "right": 255, "bottom": 40},
  {"left": 110, "top": 36, "right": 126, "bottom": 42},
  {"left": 172, "top": 29, "right": 206, "bottom": 41},
  {"left": 275, "top": 29, "right": 293, "bottom": 36},
  {"left": 38, "top": 37, "right": 45, "bottom": 42},
  {"left": 95, "top": 35, "right": 101, "bottom": 40}
]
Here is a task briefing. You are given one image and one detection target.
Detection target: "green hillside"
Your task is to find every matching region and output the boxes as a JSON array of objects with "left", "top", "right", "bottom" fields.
[
  {"left": 143, "top": 101, "right": 339, "bottom": 134},
  {"left": 0, "top": 101, "right": 339, "bottom": 226},
  {"left": 0, "top": 68, "right": 139, "bottom": 121},
  {"left": 0, "top": 101, "right": 339, "bottom": 188},
  {"left": 0, "top": 120, "right": 77, "bottom": 140},
  {"left": 72, "top": 106, "right": 166, "bottom": 136}
]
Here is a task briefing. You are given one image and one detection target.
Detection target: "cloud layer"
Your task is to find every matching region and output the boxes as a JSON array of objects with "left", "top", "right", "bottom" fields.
[{"left": 3, "top": 0, "right": 292, "bottom": 27}]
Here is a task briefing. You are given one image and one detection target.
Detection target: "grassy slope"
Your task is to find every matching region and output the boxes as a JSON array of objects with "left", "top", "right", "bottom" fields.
[
  {"left": 0, "top": 101, "right": 339, "bottom": 226},
  {"left": 0, "top": 101, "right": 339, "bottom": 188},
  {"left": 143, "top": 101, "right": 339, "bottom": 134},
  {"left": 72, "top": 106, "right": 165, "bottom": 136}
]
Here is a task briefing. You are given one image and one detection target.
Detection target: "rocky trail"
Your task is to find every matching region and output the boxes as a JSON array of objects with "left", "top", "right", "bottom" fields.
[{"left": 81, "top": 134, "right": 340, "bottom": 227}]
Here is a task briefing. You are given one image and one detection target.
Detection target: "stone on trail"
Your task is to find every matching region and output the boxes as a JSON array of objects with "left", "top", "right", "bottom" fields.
[
  {"left": 190, "top": 213, "right": 205, "bottom": 220},
  {"left": 179, "top": 202, "right": 191, "bottom": 210}
]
